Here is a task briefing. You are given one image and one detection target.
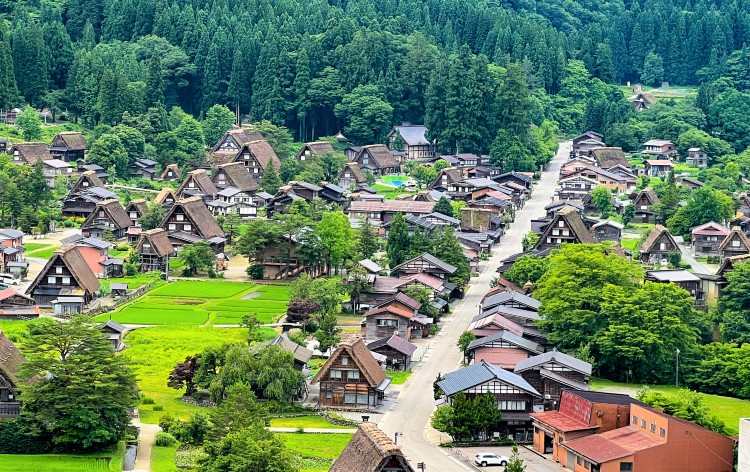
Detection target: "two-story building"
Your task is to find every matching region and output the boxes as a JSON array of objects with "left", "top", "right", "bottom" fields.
[
  {"left": 25, "top": 245, "right": 100, "bottom": 310},
  {"left": 639, "top": 225, "right": 679, "bottom": 264},
  {"left": 125, "top": 200, "right": 149, "bottom": 227},
  {"left": 719, "top": 227, "right": 750, "bottom": 259},
  {"left": 366, "top": 334, "right": 417, "bottom": 371},
  {"left": 466, "top": 331, "right": 543, "bottom": 370},
  {"left": 160, "top": 197, "right": 226, "bottom": 253},
  {"left": 644, "top": 159, "right": 675, "bottom": 177},
  {"left": 135, "top": 228, "right": 174, "bottom": 273},
  {"left": 49, "top": 131, "right": 86, "bottom": 162},
  {"left": 209, "top": 162, "right": 259, "bottom": 218},
  {"left": 514, "top": 351, "right": 592, "bottom": 411},
  {"left": 295, "top": 141, "right": 335, "bottom": 161},
  {"left": 386, "top": 123, "right": 434, "bottom": 161},
  {"left": 59, "top": 234, "right": 118, "bottom": 279},
  {"left": 685, "top": 147, "right": 708, "bottom": 167},
  {"left": 691, "top": 222, "right": 729, "bottom": 256},
  {"left": 42, "top": 159, "right": 73, "bottom": 186},
  {"left": 205, "top": 128, "right": 264, "bottom": 166},
  {"left": 534, "top": 207, "right": 596, "bottom": 251},
  {"left": 233, "top": 140, "right": 281, "bottom": 179},
  {"left": 352, "top": 144, "right": 400, "bottom": 176},
  {"left": 631, "top": 188, "right": 660, "bottom": 224},
  {"left": 160, "top": 163, "right": 181, "bottom": 181},
  {"left": 80, "top": 199, "right": 133, "bottom": 240},
  {"left": 337, "top": 162, "right": 368, "bottom": 189},
  {"left": 641, "top": 139, "right": 676, "bottom": 160},
  {"left": 0, "top": 331, "right": 24, "bottom": 418},
  {"left": 177, "top": 169, "right": 218, "bottom": 201},
  {"left": 438, "top": 360, "right": 541, "bottom": 442},
  {"left": 591, "top": 220, "right": 624, "bottom": 243},
  {"left": 312, "top": 337, "right": 390, "bottom": 408},
  {"left": 8, "top": 142, "right": 51, "bottom": 165},
  {"left": 0, "top": 229, "right": 23, "bottom": 275},
  {"left": 572, "top": 132, "right": 605, "bottom": 157}
]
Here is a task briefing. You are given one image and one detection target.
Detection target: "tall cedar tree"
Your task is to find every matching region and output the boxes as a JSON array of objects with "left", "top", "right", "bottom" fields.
[
  {"left": 433, "top": 227, "right": 471, "bottom": 288},
  {"left": 19, "top": 317, "right": 139, "bottom": 451},
  {"left": 433, "top": 196, "right": 454, "bottom": 218},
  {"left": 387, "top": 212, "right": 410, "bottom": 267},
  {"left": 260, "top": 162, "right": 282, "bottom": 194},
  {"left": 356, "top": 218, "right": 378, "bottom": 260}
]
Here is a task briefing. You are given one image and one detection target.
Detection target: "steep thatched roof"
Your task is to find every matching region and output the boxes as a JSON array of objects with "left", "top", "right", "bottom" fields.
[
  {"left": 337, "top": 162, "right": 367, "bottom": 183},
  {"left": 329, "top": 422, "right": 414, "bottom": 472},
  {"left": 177, "top": 169, "right": 218, "bottom": 197},
  {"left": 9, "top": 142, "right": 52, "bottom": 164},
  {"left": 312, "top": 337, "right": 385, "bottom": 388},
  {"left": 154, "top": 188, "right": 177, "bottom": 205},
  {"left": 136, "top": 228, "right": 174, "bottom": 257},
  {"left": 298, "top": 141, "right": 335, "bottom": 157},
  {"left": 214, "top": 162, "right": 259, "bottom": 192},
  {"left": 54, "top": 131, "right": 87, "bottom": 151},
  {"left": 0, "top": 330, "right": 25, "bottom": 388},
  {"left": 641, "top": 225, "right": 677, "bottom": 253},
  {"left": 82, "top": 199, "right": 133, "bottom": 230},
  {"left": 243, "top": 140, "right": 281, "bottom": 172},
  {"left": 160, "top": 164, "right": 182, "bottom": 180},
  {"left": 166, "top": 197, "right": 225, "bottom": 239},
  {"left": 26, "top": 246, "right": 100, "bottom": 296},
  {"left": 357, "top": 144, "right": 399, "bottom": 170},
  {"left": 126, "top": 199, "right": 149, "bottom": 217},
  {"left": 590, "top": 147, "right": 629, "bottom": 169}
]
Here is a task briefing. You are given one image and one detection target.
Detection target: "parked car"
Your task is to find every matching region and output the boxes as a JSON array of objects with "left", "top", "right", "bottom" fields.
[
  {"left": 0, "top": 274, "right": 19, "bottom": 285},
  {"left": 475, "top": 452, "right": 509, "bottom": 467}
]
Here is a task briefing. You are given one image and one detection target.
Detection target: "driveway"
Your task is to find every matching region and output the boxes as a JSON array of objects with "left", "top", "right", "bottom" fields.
[
  {"left": 673, "top": 236, "right": 714, "bottom": 274},
  {"left": 376, "top": 143, "right": 570, "bottom": 472}
]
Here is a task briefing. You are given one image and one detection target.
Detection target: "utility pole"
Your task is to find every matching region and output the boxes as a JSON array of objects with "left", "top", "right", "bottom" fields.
[{"left": 675, "top": 348, "right": 680, "bottom": 387}]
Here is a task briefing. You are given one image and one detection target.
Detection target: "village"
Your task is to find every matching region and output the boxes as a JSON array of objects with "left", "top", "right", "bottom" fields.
[{"left": 0, "top": 100, "right": 748, "bottom": 472}]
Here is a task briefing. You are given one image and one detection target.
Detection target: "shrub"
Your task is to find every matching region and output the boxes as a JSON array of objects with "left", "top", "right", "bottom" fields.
[
  {"left": 246, "top": 264, "right": 265, "bottom": 279},
  {"left": 141, "top": 396, "right": 155, "bottom": 405},
  {"left": 153, "top": 405, "right": 164, "bottom": 411},
  {"left": 154, "top": 432, "right": 178, "bottom": 447}
]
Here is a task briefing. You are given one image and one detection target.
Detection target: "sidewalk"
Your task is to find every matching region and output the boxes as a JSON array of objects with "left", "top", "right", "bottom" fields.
[{"left": 132, "top": 419, "right": 161, "bottom": 472}]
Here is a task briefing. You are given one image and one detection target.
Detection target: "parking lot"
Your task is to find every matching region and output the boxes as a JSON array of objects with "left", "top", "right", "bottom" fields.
[{"left": 454, "top": 446, "right": 565, "bottom": 472}]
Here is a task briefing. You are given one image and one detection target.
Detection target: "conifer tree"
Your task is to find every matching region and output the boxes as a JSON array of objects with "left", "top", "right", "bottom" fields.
[
  {"left": 259, "top": 163, "right": 282, "bottom": 194},
  {"left": 386, "top": 212, "right": 410, "bottom": 267},
  {"left": 144, "top": 53, "right": 164, "bottom": 107},
  {"left": 356, "top": 219, "right": 378, "bottom": 260},
  {"left": 433, "top": 196, "right": 454, "bottom": 218}
]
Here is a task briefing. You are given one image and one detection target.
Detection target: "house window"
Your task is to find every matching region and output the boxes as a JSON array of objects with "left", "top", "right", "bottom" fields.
[
  {"left": 47, "top": 276, "right": 56, "bottom": 284},
  {"left": 56, "top": 267, "right": 63, "bottom": 274},
  {"left": 344, "top": 394, "right": 357, "bottom": 404},
  {"left": 620, "top": 463, "right": 633, "bottom": 471},
  {"left": 254, "top": 168, "right": 258, "bottom": 174},
  {"left": 376, "top": 319, "right": 398, "bottom": 328},
  {"left": 325, "top": 391, "right": 332, "bottom": 399},
  {"left": 357, "top": 394, "right": 369, "bottom": 404},
  {"left": 184, "top": 224, "right": 192, "bottom": 231},
  {"left": 99, "top": 211, "right": 105, "bottom": 217},
  {"left": 176, "top": 214, "right": 184, "bottom": 221},
  {"left": 659, "top": 427, "right": 665, "bottom": 437},
  {"left": 641, "top": 419, "right": 646, "bottom": 428},
  {"left": 584, "top": 460, "right": 591, "bottom": 469},
  {"left": 650, "top": 423, "right": 656, "bottom": 432},
  {"left": 62, "top": 276, "right": 70, "bottom": 285},
  {"left": 341, "top": 356, "right": 349, "bottom": 366},
  {"left": 143, "top": 243, "right": 151, "bottom": 249},
  {"left": 168, "top": 224, "right": 176, "bottom": 230},
  {"left": 347, "top": 370, "right": 360, "bottom": 380},
  {"left": 659, "top": 242, "right": 666, "bottom": 250},
  {"left": 733, "top": 240, "right": 740, "bottom": 247},
  {"left": 330, "top": 369, "right": 342, "bottom": 379},
  {"left": 558, "top": 221, "right": 564, "bottom": 227},
  {"left": 640, "top": 205, "right": 648, "bottom": 210},
  {"left": 632, "top": 415, "right": 637, "bottom": 424},
  {"left": 577, "top": 457, "right": 583, "bottom": 465},
  {"left": 130, "top": 212, "right": 138, "bottom": 219}
]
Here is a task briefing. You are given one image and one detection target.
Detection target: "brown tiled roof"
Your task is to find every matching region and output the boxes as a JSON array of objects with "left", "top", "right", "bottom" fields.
[
  {"left": 10, "top": 142, "right": 51, "bottom": 164},
  {"left": 84, "top": 199, "right": 133, "bottom": 230},
  {"left": 136, "top": 228, "right": 174, "bottom": 257},
  {"left": 358, "top": 144, "right": 399, "bottom": 170},
  {"left": 719, "top": 227, "right": 750, "bottom": 252},
  {"left": 338, "top": 162, "right": 367, "bottom": 183},
  {"left": 691, "top": 221, "right": 729, "bottom": 236},
  {"left": 312, "top": 337, "right": 385, "bottom": 388},
  {"left": 0, "top": 330, "right": 25, "bottom": 386},
  {"left": 244, "top": 140, "right": 281, "bottom": 172},
  {"left": 56, "top": 131, "right": 87, "bottom": 151},
  {"left": 126, "top": 199, "right": 148, "bottom": 217},
  {"left": 363, "top": 305, "right": 414, "bottom": 320},
  {"left": 178, "top": 169, "right": 218, "bottom": 197},
  {"left": 214, "top": 162, "right": 259, "bottom": 192},
  {"left": 160, "top": 164, "right": 181, "bottom": 179},
  {"left": 330, "top": 422, "right": 413, "bottom": 472},
  {"left": 564, "top": 426, "right": 664, "bottom": 464},
  {"left": 590, "top": 147, "right": 629, "bottom": 169},
  {"left": 347, "top": 201, "right": 436, "bottom": 214},
  {"left": 169, "top": 197, "right": 225, "bottom": 239},
  {"left": 640, "top": 224, "right": 676, "bottom": 253},
  {"left": 27, "top": 246, "right": 100, "bottom": 296}
]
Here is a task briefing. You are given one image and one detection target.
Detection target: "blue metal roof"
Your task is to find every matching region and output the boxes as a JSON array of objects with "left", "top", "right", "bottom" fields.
[{"left": 438, "top": 360, "right": 540, "bottom": 397}]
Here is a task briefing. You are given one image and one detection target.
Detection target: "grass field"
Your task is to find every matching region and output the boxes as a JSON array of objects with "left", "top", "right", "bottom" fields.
[
  {"left": 123, "top": 325, "right": 255, "bottom": 423},
  {"left": 371, "top": 183, "right": 417, "bottom": 200},
  {"left": 100, "top": 273, "right": 161, "bottom": 290},
  {"left": 269, "top": 415, "right": 344, "bottom": 429},
  {"left": 388, "top": 371, "right": 412, "bottom": 385},
  {"left": 93, "top": 281, "right": 290, "bottom": 326},
  {"left": 280, "top": 433, "right": 352, "bottom": 460},
  {"left": 0, "top": 442, "right": 125, "bottom": 471},
  {"left": 151, "top": 444, "right": 179, "bottom": 472},
  {"left": 24, "top": 243, "right": 60, "bottom": 259},
  {"left": 591, "top": 379, "right": 750, "bottom": 435}
]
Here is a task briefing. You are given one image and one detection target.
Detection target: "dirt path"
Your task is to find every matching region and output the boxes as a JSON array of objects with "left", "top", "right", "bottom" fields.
[{"left": 132, "top": 418, "right": 161, "bottom": 472}]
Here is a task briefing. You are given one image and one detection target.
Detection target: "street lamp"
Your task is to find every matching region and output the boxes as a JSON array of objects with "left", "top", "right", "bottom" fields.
[{"left": 394, "top": 432, "right": 403, "bottom": 445}]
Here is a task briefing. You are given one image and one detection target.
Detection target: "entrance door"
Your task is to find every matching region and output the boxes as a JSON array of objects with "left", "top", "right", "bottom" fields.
[{"left": 567, "top": 451, "right": 576, "bottom": 470}]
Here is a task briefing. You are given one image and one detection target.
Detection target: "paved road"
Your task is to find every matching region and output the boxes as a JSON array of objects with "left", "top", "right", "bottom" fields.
[
  {"left": 673, "top": 235, "right": 714, "bottom": 274},
  {"left": 378, "top": 142, "right": 570, "bottom": 471}
]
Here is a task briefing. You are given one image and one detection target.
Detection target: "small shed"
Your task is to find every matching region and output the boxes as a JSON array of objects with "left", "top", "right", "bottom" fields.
[
  {"left": 110, "top": 283, "right": 128, "bottom": 297},
  {"left": 51, "top": 296, "right": 86, "bottom": 316}
]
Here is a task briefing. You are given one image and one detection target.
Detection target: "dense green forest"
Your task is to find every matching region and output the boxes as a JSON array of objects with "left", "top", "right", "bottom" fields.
[{"left": 2, "top": 0, "right": 750, "bottom": 156}]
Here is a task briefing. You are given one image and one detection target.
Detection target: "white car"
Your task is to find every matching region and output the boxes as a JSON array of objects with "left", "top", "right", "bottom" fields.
[
  {"left": 0, "top": 274, "right": 19, "bottom": 285},
  {"left": 475, "top": 452, "right": 509, "bottom": 467}
]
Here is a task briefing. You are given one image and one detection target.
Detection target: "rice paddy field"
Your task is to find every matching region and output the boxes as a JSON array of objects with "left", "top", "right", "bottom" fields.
[
  {"left": 92, "top": 281, "right": 291, "bottom": 326},
  {"left": 0, "top": 442, "right": 125, "bottom": 471},
  {"left": 280, "top": 433, "right": 353, "bottom": 472}
]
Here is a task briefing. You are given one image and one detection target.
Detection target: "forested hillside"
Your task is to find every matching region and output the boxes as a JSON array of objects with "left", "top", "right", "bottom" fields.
[{"left": 2, "top": 0, "right": 750, "bottom": 157}]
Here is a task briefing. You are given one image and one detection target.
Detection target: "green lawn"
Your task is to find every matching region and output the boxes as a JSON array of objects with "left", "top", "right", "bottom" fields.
[
  {"left": 279, "top": 433, "right": 352, "bottom": 460},
  {"left": 591, "top": 379, "right": 750, "bottom": 435},
  {"left": 122, "top": 325, "right": 251, "bottom": 423},
  {"left": 269, "top": 415, "right": 344, "bottom": 429},
  {"left": 0, "top": 442, "right": 125, "bottom": 471},
  {"left": 24, "top": 243, "right": 60, "bottom": 259},
  {"left": 151, "top": 444, "right": 179, "bottom": 472},
  {"left": 371, "top": 183, "right": 417, "bottom": 200},
  {"left": 22, "top": 243, "right": 48, "bottom": 252},
  {"left": 620, "top": 237, "right": 639, "bottom": 252},
  {"left": 388, "top": 371, "right": 412, "bottom": 385},
  {"left": 93, "top": 281, "right": 290, "bottom": 326},
  {"left": 100, "top": 273, "right": 162, "bottom": 290}
]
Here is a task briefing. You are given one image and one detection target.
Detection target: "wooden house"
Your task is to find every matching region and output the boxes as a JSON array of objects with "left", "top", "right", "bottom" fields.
[
  {"left": 128, "top": 158, "right": 158, "bottom": 179},
  {"left": 437, "top": 360, "right": 541, "bottom": 442},
  {"left": 691, "top": 222, "right": 729, "bottom": 256},
  {"left": 206, "top": 128, "right": 264, "bottom": 165},
  {"left": 467, "top": 331, "right": 543, "bottom": 370},
  {"left": 390, "top": 252, "right": 456, "bottom": 280},
  {"left": 81, "top": 199, "right": 132, "bottom": 239},
  {"left": 556, "top": 174, "right": 598, "bottom": 201},
  {"left": 719, "top": 227, "right": 750, "bottom": 259},
  {"left": 645, "top": 270, "right": 703, "bottom": 306},
  {"left": 42, "top": 159, "right": 74, "bottom": 186},
  {"left": 211, "top": 162, "right": 258, "bottom": 192},
  {"left": 559, "top": 157, "right": 596, "bottom": 178},
  {"left": 374, "top": 292, "right": 432, "bottom": 338},
  {"left": 26, "top": 246, "right": 100, "bottom": 309},
  {"left": 386, "top": 123, "right": 434, "bottom": 161},
  {"left": 176, "top": 169, "right": 218, "bottom": 201},
  {"left": 644, "top": 159, "right": 675, "bottom": 177},
  {"left": 160, "top": 164, "right": 181, "bottom": 181},
  {"left": 514, "top": 350, "right": 591, "bottom": 411},
  {"left": 686, "top": 148, "right": 708, "bottom": 167},
  {"left": 312, "top": 337, "right": 390, "bottom": 408},
  {"left": 99, "top": 320, "right": 127, "bottom": 351},
  {"left": 266, "top": 181, "right": 322, "bottom": 217},
  {"left": 642, "top": 140, "right": 676, "bottom": 160},
  {"left": 353, "top": 145, "right": 400, "bottom": 177},
  {"left": 629, "top": 91, "right": 653, "bottom": 111},
  {"left": 493, "top": 171, "right": 533, "bottom": 191},
  {"left": 345, "top": 200, "right": 435, "bottom": 226},
  {"left": 572, "top": 132, "right": 605, "bottom": 156},
  {"left": 639, "top": 225, "right": 679, "bottom": 264},
  {"left": 62, "top": 186, "right": 119, "bottom": 219},
  {"left": 337, "top": 162, "right": 367, "bottom": 189},
  {"left": 266, "top": 334, "right": 313, "bottom": 371},
  {"left": 534, "top": 207, "right": 596, "bottom": 251},
  {"left": 320, "top": 183, "right": 346, "bottom": 205},
  {"left": 631, "top": 188, "right": 660, "bottom": 224},
  {"left": 232, "top": 140, "right": 281, "bottom": 179},
  {"left": 366, "top": 334, "right": 416, "bottom": 371},
  {"left": 0, "top": 331, "right": 24, "bottom": 417},
  {"left": 155, "top": 188, "right": 177, "bottom": 208},
  {"left": 363, "top": 305, "right": 416, "bottom": 342},
  {"left": 480, "top": 290, "right": 541, "bottom": 314},
  {"left": 209, "top": 162, "right": 259, "bottom": 217},
  {"left": 160, "top": 197, "right": 226, "bottom": 252},
  {"left": 135, "top": 228, "right": 174, "bottom": 273},
  {"left": 329, "top": 422, "right": 415, "bottom": 472},
  {"left": 49, "top": 132, "right": 86, "bottom": 162},
  {"left": 591, "top": 220, "right": 623, "bottom": 243},
  {"left": 79, "top": 163, "right": 109, "bottom": 182},
  {"left": 0, "top": 229, "right": 23, "bottom": 275},
  {"left": 0, "top": 138, "right": 6, "bottom": 153},
  {"left": 8, "top": 142, "right": 51, "bottom": 165},
  {"left": 0, "top": 289, "right": 39, "bottom": 318},
  {"left": 561, "top": 166, "right": 633, "bottom": 195},
  {"left": 296, "top": 141, "right": 335, "bottom": 161},
  {"left": 344, "top": 145, "right": 362, "bottom": 161},
  {"left": 125, "top": 200, "right": 149, "bottom": 226},
  {"left": 676, "top": 175, "right": 704, "bottom": 190},
  {"left": 59, "top": 234, "right": 119, "bottom": 279}
]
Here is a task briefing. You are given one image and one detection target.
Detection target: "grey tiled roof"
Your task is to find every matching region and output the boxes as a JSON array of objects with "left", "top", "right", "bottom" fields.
[
  {"left": 466, "top": 331, "right": 542, "bottom": 353},
  {"left": 514, "top": 350, "right": 592, "bottom": 376},
  {"left": 438, "top": 360, "right": 540, "bottom": 397}
]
